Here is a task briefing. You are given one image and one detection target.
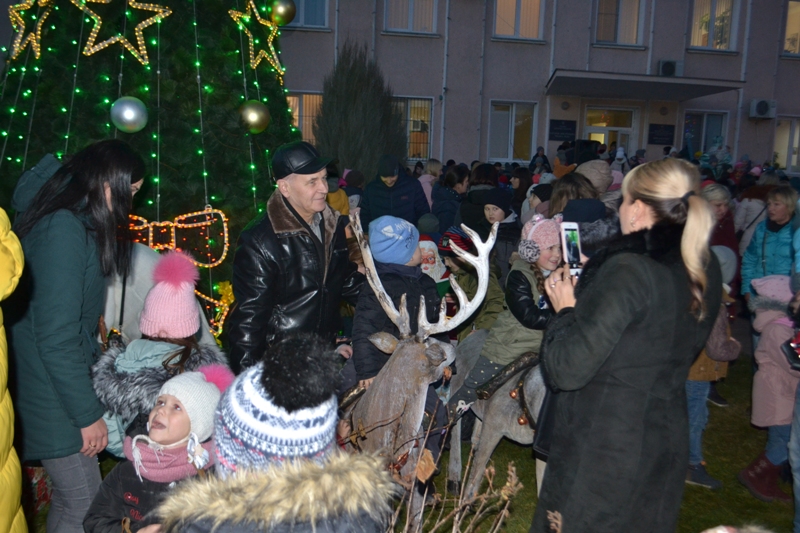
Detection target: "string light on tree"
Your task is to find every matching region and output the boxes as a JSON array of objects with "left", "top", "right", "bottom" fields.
[
  {"left": 9, "top": 0, "right": 54, "bottom": 59},
  {"left": 68, "top": 0, "right": 172, "bottom": 66},
  {"left": 228, "top": 0, "right": 285, "bottom": 81}
]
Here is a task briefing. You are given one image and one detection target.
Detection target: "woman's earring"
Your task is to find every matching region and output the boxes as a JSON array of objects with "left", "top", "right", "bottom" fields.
[
  {"left": 146, "top": 421, "right": 150, "bottom": 432},
  {"left": 630, "top": 218, "right": 636, "bottom": 229}
]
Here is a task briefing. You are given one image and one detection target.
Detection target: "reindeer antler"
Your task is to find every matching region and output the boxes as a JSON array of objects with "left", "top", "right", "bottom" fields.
[
  {"left": 417, "top": 222, "right": 498, "bottom": 340},
  {"left": 351, "top": 211, "right": 412, "bottom": 339}
]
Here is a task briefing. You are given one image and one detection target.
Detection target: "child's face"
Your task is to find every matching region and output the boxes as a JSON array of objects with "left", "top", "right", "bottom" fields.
[
  {"left": 484, "top": 204, "right": 505, "bottom": 224},
  {"left": 537, "top": 243, "right": 562, "bottom": 272},
  {"left": 405, "top": 245, "right": 422, "bottom": 267},
  {"left": 443, "top": 256, "right": 460, "bottom": 272},
  {"left": 148, "top": 394, "right": 191, "bottom": 446}
]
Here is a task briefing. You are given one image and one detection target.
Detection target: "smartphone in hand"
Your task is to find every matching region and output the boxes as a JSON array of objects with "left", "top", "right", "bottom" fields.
[{"left": 560, "top": 222, "right": 582, "bottom": 277}]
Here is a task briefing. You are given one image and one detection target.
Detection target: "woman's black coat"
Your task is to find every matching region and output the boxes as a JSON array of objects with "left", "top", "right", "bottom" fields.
[{"left": 530, "top": 224, "right": 722, "bottom": 533}]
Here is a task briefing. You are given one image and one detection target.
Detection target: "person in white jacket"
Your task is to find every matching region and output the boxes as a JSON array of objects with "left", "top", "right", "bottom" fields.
[{"left": 735, "top": 194, "right": 768, "bottom": 255}]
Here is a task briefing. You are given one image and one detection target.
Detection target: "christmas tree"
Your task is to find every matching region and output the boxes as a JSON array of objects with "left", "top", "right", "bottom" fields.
[{"left": 0, "top": 0, "right": 301, "bottom": 335}]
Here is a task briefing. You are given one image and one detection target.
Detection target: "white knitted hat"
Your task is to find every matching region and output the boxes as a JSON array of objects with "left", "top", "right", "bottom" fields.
[{"left": 159, "top": 371, "right": 221, "bottom": 442}]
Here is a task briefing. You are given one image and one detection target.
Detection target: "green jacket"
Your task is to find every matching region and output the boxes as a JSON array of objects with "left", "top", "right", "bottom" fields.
[
  {"left": 452, "top": 268, "right": 505, "bottom": 342},
  {"left": 481, "top": 261, "right": 544, "bottom": 365},
  {"left": 8, "top": 159, "right": 106, "bottom": 460}
]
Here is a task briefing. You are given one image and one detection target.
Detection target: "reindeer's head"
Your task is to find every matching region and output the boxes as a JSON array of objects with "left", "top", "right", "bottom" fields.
[{"left": 351, "top": 212, "right": 497, "bottom": 383}]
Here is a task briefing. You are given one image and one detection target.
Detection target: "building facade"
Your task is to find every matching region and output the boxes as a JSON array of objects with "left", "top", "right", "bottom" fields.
[{"left": 280, "top": 0, "right": 800, "bottom": 174}]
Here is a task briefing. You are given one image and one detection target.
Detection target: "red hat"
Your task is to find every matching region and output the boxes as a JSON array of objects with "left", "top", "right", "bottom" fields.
[{"left": 438, "top": 227, "right": 475, "bottom": 257}]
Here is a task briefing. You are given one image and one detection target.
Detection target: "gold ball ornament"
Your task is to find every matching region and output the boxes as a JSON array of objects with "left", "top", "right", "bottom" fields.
[
  {"left": 270, "top": 0, "right": 296, "bottom": 26},
  {"left": 239, "top": 100, "right": 271, "bottom": 134}
]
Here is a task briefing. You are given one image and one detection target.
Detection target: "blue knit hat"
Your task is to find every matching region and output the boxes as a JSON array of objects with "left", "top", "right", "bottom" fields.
[{"left": 368, "top": 216, "right": 420, "bottom": 265}]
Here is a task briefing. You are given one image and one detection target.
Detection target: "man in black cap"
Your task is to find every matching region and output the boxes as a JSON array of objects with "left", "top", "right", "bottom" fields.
[
  {"left": 227, "top": 141, "right": 365, "bottom": 373},
  {"left": 360, "top": 154, "right": 430, "bottom": 229}
]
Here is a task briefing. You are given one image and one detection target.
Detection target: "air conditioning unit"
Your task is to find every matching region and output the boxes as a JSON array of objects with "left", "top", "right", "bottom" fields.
[
  {"left": 749, "top": 99, "right": 777, "bottom": 119},
  {"left": 658, "top": 60, "right": 684, "bottom": 77}
]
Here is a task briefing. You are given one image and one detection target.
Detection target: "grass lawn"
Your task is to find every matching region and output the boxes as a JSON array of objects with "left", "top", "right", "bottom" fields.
[{"left": 432, "top": 345, "right": 795, "bottom": 532}]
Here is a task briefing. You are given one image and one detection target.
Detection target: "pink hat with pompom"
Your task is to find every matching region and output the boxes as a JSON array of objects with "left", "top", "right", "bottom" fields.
[
  {"left": 140, "top": 250, "right": 201, "bottom": 338},
  {"left": 518, "top": 215, "right": 560, "bottom": 264}
]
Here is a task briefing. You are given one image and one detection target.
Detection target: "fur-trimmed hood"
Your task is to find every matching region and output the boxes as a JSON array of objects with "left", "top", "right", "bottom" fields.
[
  {"left": 157, "top": 452, "right": 397, "bottom": 533},
  {"left": 92, "top": 339, "right": 228, "bottom": 422}
]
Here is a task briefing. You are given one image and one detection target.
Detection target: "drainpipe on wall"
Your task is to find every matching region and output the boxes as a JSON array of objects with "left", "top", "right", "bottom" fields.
[
  {"left": 646, "top": 0, "right": 656, "bottom": 75},
  {"left": 334, "top": 0, "right": 339, "bottom": 66},
  {"left": 549, "top": 0, "right": 558, "bottom": 76},
  {"left": 734, "top": 0, "right": 753, "bottom": 160},
  {"left": 476, "top": 0, "right": 487, "bottom": 159},
  {"left": 371, "top": 0, "right": 377, "bottom": 60},
  {"left": 439, "top": 0, "right": 450, "bottom": 160}
]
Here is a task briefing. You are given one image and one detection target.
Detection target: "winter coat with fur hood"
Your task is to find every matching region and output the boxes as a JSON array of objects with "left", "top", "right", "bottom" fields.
[
  {"left": 749, "top": 295, "right": 800, "bottom": 427},
  {"left": 156, "top": 452, "right": 397, "bottom": 533},
  {"left": 226, "top": 193, "right": 364, "bottom": 373},
  {"left": 93, "top": 338, "right": 228, "bottom": 423},
  {"left": 531, "top": 223, "right": 721, "bottom": 533}
]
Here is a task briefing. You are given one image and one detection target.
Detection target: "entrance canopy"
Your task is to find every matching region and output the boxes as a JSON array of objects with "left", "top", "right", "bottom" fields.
[{"left": 545, "top": 69, "right": 744, "bottom": 101}]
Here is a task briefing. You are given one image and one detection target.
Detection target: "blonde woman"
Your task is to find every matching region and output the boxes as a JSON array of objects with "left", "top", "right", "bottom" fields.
[
  {"left": 530, "top": 158, "right": 722, "bottom": 533},
  {"left": 418, "top": 158, "right": 443, "bottom": 209}
]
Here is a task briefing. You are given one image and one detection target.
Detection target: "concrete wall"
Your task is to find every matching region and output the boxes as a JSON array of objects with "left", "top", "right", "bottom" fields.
[{"left": 279, "top": 0, "right": 799, "bottom": 172}]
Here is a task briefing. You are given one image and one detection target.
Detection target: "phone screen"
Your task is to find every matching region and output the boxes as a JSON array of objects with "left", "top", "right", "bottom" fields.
[{"left": 564, "top": 227, "right": 581, "bottom": 265}]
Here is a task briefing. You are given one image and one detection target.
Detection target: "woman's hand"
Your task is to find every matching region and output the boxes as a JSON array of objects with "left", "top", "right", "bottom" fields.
[
  {"left": 80, "top": 418, "right": 108, "bottom": 457},
  {"left": 544, "top": 265, "right": 578, "bottom": 313}
]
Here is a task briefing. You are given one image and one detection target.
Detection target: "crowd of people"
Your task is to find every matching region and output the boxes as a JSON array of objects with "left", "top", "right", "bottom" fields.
[{"left": 1, "top": 136, "right": 798, "bottom": 533}]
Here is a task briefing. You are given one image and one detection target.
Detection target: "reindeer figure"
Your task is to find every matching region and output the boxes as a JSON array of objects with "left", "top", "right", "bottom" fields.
[{"left": 345, "top": 212, "right": 497, "bottom": 522}]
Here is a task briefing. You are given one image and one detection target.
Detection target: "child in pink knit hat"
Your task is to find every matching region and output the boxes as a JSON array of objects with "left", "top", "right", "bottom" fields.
[
  {"left": 92, "top": 251, "right": 229, "bottom": 457},
  {"left": 84, "top": 365, "right": 234, "bottom": 533}
]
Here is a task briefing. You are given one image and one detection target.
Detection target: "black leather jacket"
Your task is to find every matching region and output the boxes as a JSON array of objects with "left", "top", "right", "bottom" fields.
[{"left": 226, "top": 193, "right": 364, "bottom": 373}]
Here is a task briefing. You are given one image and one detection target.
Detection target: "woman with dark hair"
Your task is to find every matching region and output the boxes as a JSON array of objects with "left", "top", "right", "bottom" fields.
[
  {"left": 547, "top": 172, "right": 599, "bottom": 217},
  {"left": 510, "top": 167, "right": 533, "bottom": 216},
  {"left": 432, "top": 165, "right": 469, "bottom": 231},
  {"left": 531, "top": 158, "right": 722, "bottom": 533},
  {"left": 454, "top": 163, "right": 498, "bottom": 240},
  {"left": 8, "top": 140, "right": 145, "bottom": 533}
]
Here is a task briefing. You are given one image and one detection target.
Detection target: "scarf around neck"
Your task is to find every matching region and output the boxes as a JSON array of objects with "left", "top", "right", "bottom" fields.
[{"left": 123, "top": 435, "right": 213, "bottom": 484}]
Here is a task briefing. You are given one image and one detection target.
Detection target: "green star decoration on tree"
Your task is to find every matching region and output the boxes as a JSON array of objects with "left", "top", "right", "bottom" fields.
[
  {"left": 69, "top": 0, "right": 172, "bottom": 65},
  {"left": 228, "top": 0, "right": 284, "bottom": 81}
]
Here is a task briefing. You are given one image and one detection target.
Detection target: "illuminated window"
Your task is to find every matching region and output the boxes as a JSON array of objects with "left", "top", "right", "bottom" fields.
[
  {"left": 495, "top": 0, "right": 542, "bottom": 40},
  {"left": 596, "top": 0, "right": 641, "bottom": 44},
  {"left": 287, "top": 93, "right": 322, "bottom": 145},
  {"left": 784, "top": 1, "right": 800, "bottom": 55},
  {"left": 489, "top": 102, "right": 536, "bottom": 162},
  {"left": 690, "top": 0, "right": 735, "bottom": 50},
  {"left": 386, "top": 0, "right": 436, "bottom": 33},
  {"left": 774, "top": 118, "right": 800, "bottom": 175},
  {"left": 393, "top": 97, "right": 433, "bottom": 160},
  {"left": 286, "top": 0, "right": 327, "bottom": 27},
  {"left": 684, "top": 112, "right": 726, "bottom": 153}
]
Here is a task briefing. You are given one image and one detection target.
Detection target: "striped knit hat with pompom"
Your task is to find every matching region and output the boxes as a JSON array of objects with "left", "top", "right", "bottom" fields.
[{"left": 139, "top": 250, "right": 200, "bottom": 339}]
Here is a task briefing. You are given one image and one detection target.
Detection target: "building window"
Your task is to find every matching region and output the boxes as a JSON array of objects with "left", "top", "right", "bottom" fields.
[
  {"left": 690, "top": 0, "right": 734, "bottom": 50},
  {"left": 774, "top": 118, "right": 800, "bottom": 175},
  {"left": 386, "top": 0, "right": 436, "bottom": 33},
  {"left": 489, "top": 102, "right": 536, "bottom": 162},
  {"left": 287, "top": 93, "right": 322, "bottom": 145},
  {"left": 684, "top": 112, "right": 726, "bottom": 153},
  {"left": 495, "top": 0, "right": 543, "bottom": 40},
  {"left": 393, "top": 97, "right": 432, "bottom": 160},
  {"left": 784, "top": 1, "right": 800, "bottom": 54},
  {"left": 596, "top": 0, "right": 641, "bottom": 44},
  {"left": 285, "top": 0, "right": 327, "bottom": 27}
]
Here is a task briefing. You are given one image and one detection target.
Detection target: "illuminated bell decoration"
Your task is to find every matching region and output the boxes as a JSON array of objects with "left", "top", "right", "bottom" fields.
[
  {"left": 517, "top": 416, "right": 528, "bottom": 426},
  {"left": 270, "top": 0, "right": 296, "bottom": 26},
  {"left": 110, "top": 97, "right": 148, "bottom": 133},
  {"left": 239, "top": 100, "right": 271, "bottom": 134}
]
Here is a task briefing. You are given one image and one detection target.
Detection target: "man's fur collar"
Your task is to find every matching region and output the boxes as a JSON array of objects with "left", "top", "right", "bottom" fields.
[
  {"left": 266, "top": 192, "right": 340, "bottom": 273},
  {"left": 157, "top": 452, "right": 397, "bottom": 532},
  {"left": 575, "top": 223, "right": 684, "bottom": 297}
]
